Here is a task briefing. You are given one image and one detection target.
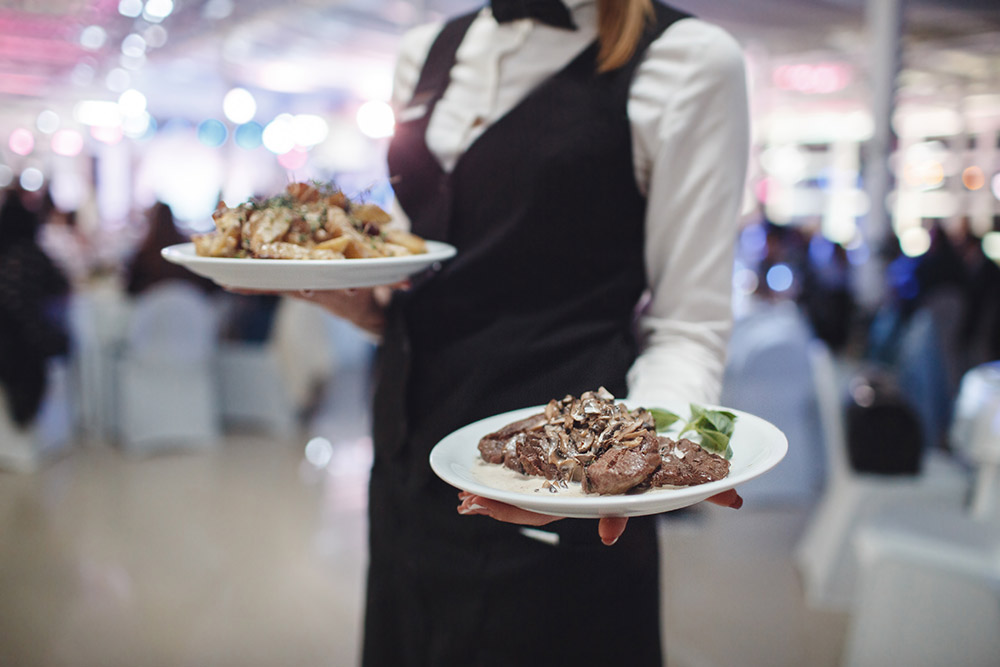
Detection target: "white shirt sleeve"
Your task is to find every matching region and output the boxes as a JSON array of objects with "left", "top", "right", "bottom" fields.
[{"left": 625, "top": 19, "right": 750, "bottom": 408}]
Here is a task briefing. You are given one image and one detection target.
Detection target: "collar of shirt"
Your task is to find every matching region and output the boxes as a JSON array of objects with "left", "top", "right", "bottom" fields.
[{"left": 485, "top": 0, "right": 595, "bottom": 30}]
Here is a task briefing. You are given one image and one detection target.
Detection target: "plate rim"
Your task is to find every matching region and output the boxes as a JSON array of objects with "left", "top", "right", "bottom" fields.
[
  {"left": 429, "top": 402, "right": 788, "bottom": 518},
  {"left": 161, "top": 240, "right": 457, "bottom": 267}
]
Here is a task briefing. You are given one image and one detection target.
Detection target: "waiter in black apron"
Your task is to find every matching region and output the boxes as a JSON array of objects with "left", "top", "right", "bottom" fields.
[{"left": 284, "top": 1, "right": 750, "bottom": 664}]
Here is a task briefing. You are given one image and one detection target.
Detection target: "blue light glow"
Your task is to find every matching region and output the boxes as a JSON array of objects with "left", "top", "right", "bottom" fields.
[{"left": 196, "top": 119, "right": 227, "bottom": 147}]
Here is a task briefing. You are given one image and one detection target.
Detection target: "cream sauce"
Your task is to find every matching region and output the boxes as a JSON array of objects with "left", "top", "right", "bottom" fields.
[{"left": 471, "top": 459, "right": 685, "bottom": 497}]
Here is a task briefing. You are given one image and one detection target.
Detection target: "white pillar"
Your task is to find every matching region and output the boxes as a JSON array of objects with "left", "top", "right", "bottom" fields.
[{"left": 857, "top": 0, "right": 906, "bottom": 311}]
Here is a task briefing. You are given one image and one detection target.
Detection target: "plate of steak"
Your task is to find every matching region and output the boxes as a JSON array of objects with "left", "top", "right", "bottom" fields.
[{"left": 429, "top": 389, "right": 787, "bottom": 518}]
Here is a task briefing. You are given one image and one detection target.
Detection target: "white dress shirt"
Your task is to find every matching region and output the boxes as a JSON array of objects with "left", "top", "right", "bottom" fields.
[{"left": 390, "top": 0, "right": 750, "bottom": 407}]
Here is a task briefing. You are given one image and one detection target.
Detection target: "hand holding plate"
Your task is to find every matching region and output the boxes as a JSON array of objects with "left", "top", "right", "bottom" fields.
[{"left": 457, "top": 489, "right": 743, "bottom": 546}]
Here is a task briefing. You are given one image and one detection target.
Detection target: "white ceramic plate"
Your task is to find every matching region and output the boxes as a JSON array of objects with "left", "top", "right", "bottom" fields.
[
  {"left": 161, "top": 240, "right": 457, "bottom": 290},
  {"left": 429, "top": 403, "right": 787, "bottom": 518}
]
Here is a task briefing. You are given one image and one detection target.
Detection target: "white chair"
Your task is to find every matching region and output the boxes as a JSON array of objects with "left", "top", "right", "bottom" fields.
[
  {"left": 720, "top": 300, "right": 825, "bottom": 504},
  {"left": 68, "top": 286, "right": 132, "bottom": 443},
  {"left": 115, "top": 282, "right": 221, "bottom": 453},
  {"left": 843, "top": 361, "right": 1000, "bottom": 665},
  {"left": 794, "top": 341, "right": 971, "bottom": 611},
  {"left": 270, "top": 298, "right": 335, "bottom": 414},
  {"left": 216, "top": 341, "right": 297, "bottom": 437},
  {"left": 844, "top": 507, "right": 1000, "bottom": 667}
]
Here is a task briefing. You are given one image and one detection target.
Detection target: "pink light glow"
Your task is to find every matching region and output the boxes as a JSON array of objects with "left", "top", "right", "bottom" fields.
[
  {"left": 0, "top": 34, "right": 87, "bottom": 65},
  {"left": 51, "top": 129, "right": 84, "bottom": 157},
  {"left": 9, "top": 128, "right": 34, "bottom": 155},
  {"left": 277, "top": 147, "right": 308, "bottom": 170},
  {"left": 90, "top": 125, "right": 123, "bottom": 145},
  {"left": 773, "top": 63, "right": 851, "bottom": 94}
]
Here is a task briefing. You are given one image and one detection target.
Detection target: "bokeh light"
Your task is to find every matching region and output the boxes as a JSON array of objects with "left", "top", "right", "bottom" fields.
[
  {"left": 0, "top": 165, "right": 13, "bottom": 187},
  {"left": 144, "top": 0, "right": 175, "bottom": 21},
  {"left": 739, "top": 223, "right": 768, "bottom": 262},
  {"left": 197, "top": 119, "right": 228, "bottom": 147},
  {"left": 9, "top": 128, "right": 35, "bottom": 156},
  {"left": 234, "top": 122, "right": 264, "bottom": 149},
  {"left": 356, "top": 100, "right": 395, "bottom": 139},
  {"left": 80, "top": 25, "right": 107, "bottom": 50},
  {"left": 304, "top": 437, "right": 334, "bottom": 468},
  {"left": 277, "top": 147, "right": 309, "bottom": 170},
  {"left": 118, "top": 0, "right": 142, "bottom": 18},
  {"left": 223, "top": 87, "right": 256, "bottom": 124},
  {"left": 983, "top": 232, "right": 1000, "bottom": 263},
  {"left": 36, "top": 110, "right": 60, "bottom": 134},
  {"left": 899, "top": 227, "right": 932, "bottom": 257},
  {"left": 75, "top": 100, "right": 121, "bottom": 127},
  {"left": 121, "top": 33, "right": 147, "bottom": 58},
  {"left": 19, "top": 167, "right": 45, "bottom": 192},
  {"left": 962, "top": 166, "right": 985, "bottom": 191},
  {"left": 772, "top": 62, "right": 851, "bottom": 94},
  {"left": 144, "top": 24, "right": 168, "bottom": 48},
  {"left": 51, "top": 129, "right": 85, "bottom": 157},
  {"left": 291, "top": 114, "right": 328, "bottom": 147},
  {"left": 262, "top": 114, "right": 295, "bottom": 154},
  {"left": 123, "top": 112, "right": 154, "bottom": 139},
  {"left": 766, "top": 263, "right": 794, "bottom": 292},
  {"left": 90, "top": 125, "right": 124, "bottom": 145},
  {"left": 118, "top": 89, "right": 147, "bottom": 116}
]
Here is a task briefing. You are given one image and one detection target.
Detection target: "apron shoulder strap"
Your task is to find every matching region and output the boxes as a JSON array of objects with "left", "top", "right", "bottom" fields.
[{"left": 407, "top": 11, "right": 478, "bottom": 104}]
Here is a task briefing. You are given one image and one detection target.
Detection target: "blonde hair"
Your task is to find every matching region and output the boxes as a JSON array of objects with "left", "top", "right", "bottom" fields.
[{"left": 596, "top": 0, "right": 655, "bottom": 72}]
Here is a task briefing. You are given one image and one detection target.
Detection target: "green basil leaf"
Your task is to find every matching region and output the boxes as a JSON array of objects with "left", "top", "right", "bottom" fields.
[
  {"left": 703, "top": 410, "right": 737, "bottom": 437},
  {"left": 648, "top": 408, "right": 682, "bottom": 432},
  {"left": 698, "top": 429, "right": 730, "bottom": 454}
]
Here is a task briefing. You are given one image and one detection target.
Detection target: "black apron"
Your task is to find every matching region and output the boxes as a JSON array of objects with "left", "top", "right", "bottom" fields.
[{"left": 365, "top": 4, "right": 688, "bottom": 665}]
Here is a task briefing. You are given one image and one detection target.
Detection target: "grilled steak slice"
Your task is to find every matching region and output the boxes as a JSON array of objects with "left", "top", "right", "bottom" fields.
[
  {"left": 650, "top": 437, "right": 730, "bottom": 487},
  {"left": 516, "top": 431, "right": 560, "bottom": 480},
  {"left": 584, "top": 432, "right": 662, "bottom": 495},
  {"left": 478, "top": 413, "right": 547, "bottom": 464}
]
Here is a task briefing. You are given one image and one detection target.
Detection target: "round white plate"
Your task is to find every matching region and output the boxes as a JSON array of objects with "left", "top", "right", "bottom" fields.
[
  {"left": 161, "top": 240, "right": 457, "bottom": 290},
  {"left": 429, "top": 402, "right": 788, "bottom": 518}
]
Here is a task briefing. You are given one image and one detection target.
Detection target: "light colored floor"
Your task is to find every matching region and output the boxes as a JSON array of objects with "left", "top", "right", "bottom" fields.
[{"left": 0, "top": 368, "right": 849, "bottom": 667}]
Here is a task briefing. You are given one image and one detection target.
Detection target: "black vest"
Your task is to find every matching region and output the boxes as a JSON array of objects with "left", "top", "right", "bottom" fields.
[{"left": 378, "top": 3, "right": 689, "bottom": 469}]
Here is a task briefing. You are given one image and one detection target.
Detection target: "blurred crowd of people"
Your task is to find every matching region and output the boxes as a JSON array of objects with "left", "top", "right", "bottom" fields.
[
  {"left": 3, "top": 180, "right": 998, "bottom": 453},
  {"left": 738, "top": 213, "right": 1000, "bottom": 452},
  {"left": 0, "top": 185, "right": 304, "bottom": 438},
  {"left": 0, "top": 187, "right": 71, "bottom": 427}
]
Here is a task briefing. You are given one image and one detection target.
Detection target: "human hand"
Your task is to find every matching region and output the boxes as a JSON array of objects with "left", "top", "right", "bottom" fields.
[
  {"left": 456, "top": 488, "right": 742, "bottom": 546},
  {"left": 224, "top": 282, "right": 404, "bottom": 335}
]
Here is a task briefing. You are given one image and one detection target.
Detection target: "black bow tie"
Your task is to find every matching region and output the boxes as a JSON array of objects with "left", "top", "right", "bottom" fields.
[{"left": 490, "top": 0, "right": 577, "bottom": 30}]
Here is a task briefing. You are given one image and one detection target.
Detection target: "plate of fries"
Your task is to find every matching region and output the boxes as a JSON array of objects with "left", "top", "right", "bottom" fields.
[
  {"left": 161, "top": 182, "right": 456, "bottom": 289},
  {"left": 162, "top": 239, "right": 456, "bottom": 290}
]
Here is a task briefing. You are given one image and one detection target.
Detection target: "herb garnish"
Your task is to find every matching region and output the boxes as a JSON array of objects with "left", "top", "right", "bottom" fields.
[{"left": 647, "top": 405, "right": 737, "bottom": 459}]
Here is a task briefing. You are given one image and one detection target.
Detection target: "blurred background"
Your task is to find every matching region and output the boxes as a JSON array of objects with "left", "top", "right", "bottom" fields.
[{"left": 1, "top": 0, "right": 1000, "bottom": 665}]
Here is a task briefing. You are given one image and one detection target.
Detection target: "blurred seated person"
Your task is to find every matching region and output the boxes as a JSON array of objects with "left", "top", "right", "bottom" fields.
[
  {"left": 124, "top": 202, "right": 217, "bottom": 297},
  {"left": 0, "top": 187, "right": 71, "bottom": 427},
  {"left": 218, "top": 293, "right": 280, "bottom": 344},
  {"left": 40, "top": 203, "right": 93, "bottom": 286},
  {"left": 800, "top": 235, "right": 856, "bottom": 353}
]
